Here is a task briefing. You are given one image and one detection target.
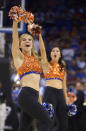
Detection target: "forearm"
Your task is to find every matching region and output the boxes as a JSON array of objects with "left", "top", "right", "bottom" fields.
[
  {"left": 39, "top": 33, "right": 50, "bottom": 73},
  {"left": 39, "top": 33, "right": 47, "bottom": 61},
  {"left": 38, "top": 93, "right": 42, "bottom": 104},
  {"left": 63, "top": 86, "right": 67, "bottom": 99},
  {"left": 12, "top": 21, "right": 19, "bottom": 49},
  {"left": 63, "top": 72, "right": 67, "bottom": 100}
]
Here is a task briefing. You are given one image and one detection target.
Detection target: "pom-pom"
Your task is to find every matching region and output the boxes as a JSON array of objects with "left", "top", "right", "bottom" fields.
[
  {"left": 27, "top": 24, "right": 42, "bottom": 35},
  {"left": 25, "top": 12, "right": 34, "bottom": 24},
  {"left": 42, "top": 102, "right": 54, "bottom": 118},
  {"left": 9, "top": 6, "right": 34, "bottom": 24},
  {"left": 67, "top": 104, "right": 77, "bottom": 117},
  {"left": 9, "top": 6, "right": 25, "bottom": 22},
  {"left": 21, "top": 11, "right": 34, "bottom": 24}
]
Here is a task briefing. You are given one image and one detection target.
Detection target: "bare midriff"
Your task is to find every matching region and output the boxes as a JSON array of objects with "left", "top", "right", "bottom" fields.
[
  {"left": 46, "top": 79, "right": 63, "bottom": 89},
  {"left": 20, "top": 73, "right": 40, "bottom": 91}
]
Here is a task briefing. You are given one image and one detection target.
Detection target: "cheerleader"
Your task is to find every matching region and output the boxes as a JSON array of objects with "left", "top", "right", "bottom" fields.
[
  {"left": 9, "top": 6, "right": 53, "bottom": 131},
  {"left": 37, "top": 31, "right": 68, "bottom": 131}
]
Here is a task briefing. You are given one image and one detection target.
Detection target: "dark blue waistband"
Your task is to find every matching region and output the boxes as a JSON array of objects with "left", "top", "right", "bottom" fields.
[
  {"left": 20, "top": 71, "right": 41, "bottom": 79},
  {"left": 45, "top": 77, "right": 63, "bottom": 81}
]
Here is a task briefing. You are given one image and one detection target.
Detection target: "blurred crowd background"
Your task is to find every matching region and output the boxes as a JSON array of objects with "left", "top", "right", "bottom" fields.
[{"left": 0, "top": 0, "right": 86, "bottom": 131}]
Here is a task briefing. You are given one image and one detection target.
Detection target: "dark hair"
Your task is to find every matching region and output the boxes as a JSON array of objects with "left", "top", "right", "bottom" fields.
[{"left": 47, "top": 46, "right": 66, "bottom": 71}]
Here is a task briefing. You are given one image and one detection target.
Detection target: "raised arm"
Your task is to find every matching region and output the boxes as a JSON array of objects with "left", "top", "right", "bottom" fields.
[
  {"left": 39, "top": 33, "right": 50, "bottom": 73},
  {"left": 38, "top": 33, "right": 47, "bottom": 62},
  {"left": 27, "top": 24, "right": 49, "bottom": 72},
  {"left": 27, "top": 24, "right": 47, "bottom": 61},
  {"left": 12, "top": 21, "right": 22, "bottom": 58}
]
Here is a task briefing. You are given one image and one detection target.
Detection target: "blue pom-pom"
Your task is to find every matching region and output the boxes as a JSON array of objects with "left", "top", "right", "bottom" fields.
[
  {"left": 42, "top": 102, "right": 54, "bottom": 118},
  {"left": 67, "top": 104, "right": 77, "bottom": 117}
]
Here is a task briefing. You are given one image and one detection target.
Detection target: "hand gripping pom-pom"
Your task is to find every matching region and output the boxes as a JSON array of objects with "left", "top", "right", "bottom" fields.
[
  {"left": 42, "top": 102, "right": 54, "bottom": 118},
  {"left": 27, "top": 24, "right": 42, "bottom": 35}
]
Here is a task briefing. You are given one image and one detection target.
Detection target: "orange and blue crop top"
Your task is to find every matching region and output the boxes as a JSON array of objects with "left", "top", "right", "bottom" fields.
[
  {"left": 17, "top": 54, "right": 42, "bottom": 79},
  {"left": 44, "top": 61, "right": 65, "bottom": 81}
]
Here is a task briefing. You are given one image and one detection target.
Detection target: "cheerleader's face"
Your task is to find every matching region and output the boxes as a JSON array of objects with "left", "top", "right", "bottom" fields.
[
  {"left": 19, "top": 34, "right": 33, "bottom": 52},
  {"left": 50, "top": 47, "right": 61, "bottom": 62}
]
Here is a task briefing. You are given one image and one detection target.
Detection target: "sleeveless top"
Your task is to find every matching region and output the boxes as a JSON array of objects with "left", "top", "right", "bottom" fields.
[
  {"left": 44, "top": 61, "right": 65, "bottom": 81},
  {"left": 17, "top": 54, "right": 42, "bottom": 79}
]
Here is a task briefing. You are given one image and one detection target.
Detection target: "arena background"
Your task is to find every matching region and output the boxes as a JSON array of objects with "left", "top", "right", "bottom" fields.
[{"left": 0, "top": 0, "right": 86, "bottom": 131}]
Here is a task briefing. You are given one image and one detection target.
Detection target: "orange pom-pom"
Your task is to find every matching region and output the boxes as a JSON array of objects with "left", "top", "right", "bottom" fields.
[
  {"left": 24, "top": 12, "right": 34, "bottom": 24},
  {"left": 9, "top": 6, "right": 25, "bottom": 23},
  {"left": 9, "top": 6, "right": 34, "bottom": 24}
]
